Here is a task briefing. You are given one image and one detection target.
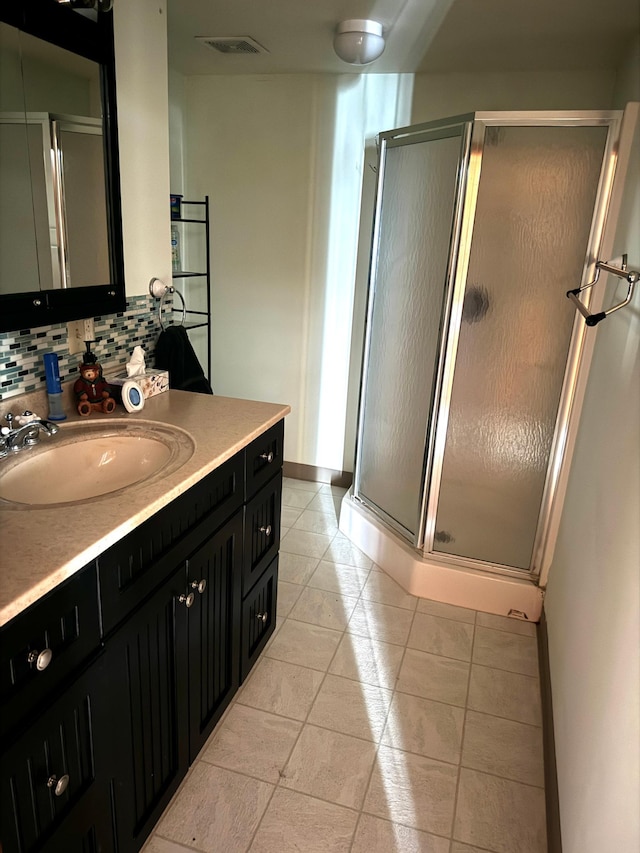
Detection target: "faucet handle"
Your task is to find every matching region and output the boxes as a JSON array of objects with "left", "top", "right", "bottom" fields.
[
  {"left": 5, "top": 413, "right": 14, "bottom": 428},
  {"left": 15, "top": 411, "right": 41, "bottom": 426}
]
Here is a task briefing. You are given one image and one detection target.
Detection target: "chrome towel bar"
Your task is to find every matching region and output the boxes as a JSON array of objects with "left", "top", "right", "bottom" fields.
[{"left": 567, "top": 254, "right": 639, "bottom": 326}]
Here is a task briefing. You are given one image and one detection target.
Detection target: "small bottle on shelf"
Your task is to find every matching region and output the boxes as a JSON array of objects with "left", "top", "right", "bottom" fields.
[{"left": 171, "top": 228, "right": 181, "bottom": 272}]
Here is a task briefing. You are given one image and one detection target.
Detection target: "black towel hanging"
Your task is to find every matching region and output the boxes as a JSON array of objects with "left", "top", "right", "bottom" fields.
[{"left": 155, "top": 325, "right": 213, "bottom": 395}]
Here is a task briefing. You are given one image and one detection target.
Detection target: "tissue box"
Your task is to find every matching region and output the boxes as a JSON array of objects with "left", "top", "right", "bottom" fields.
[{"left": 107, "top": 369, "right": 169, "bottom": 399}]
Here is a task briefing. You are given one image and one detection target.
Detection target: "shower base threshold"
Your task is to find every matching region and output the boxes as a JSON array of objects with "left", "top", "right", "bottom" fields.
[{"left": 339, "top": 491, "right": 543, "bottom": 623}]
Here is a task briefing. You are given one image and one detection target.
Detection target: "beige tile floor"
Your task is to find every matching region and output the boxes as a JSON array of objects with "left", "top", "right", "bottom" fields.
[{"left": 143, "top": 478, "right": 547, "bottom": 853}]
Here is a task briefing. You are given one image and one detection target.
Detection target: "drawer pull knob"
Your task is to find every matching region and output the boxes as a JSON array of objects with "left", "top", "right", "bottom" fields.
[
  {"left": 47, "top": 774, "right": 69, "bottom": 796},
  {"left": 257, "top": 612, "right": 268, "bottom": 624},
  {"left": 28, "top": 648, "right": 53, "bottom": 671},
  {"left": 260, "top": 451, "right": 274, "bottom": 463},
  {"left": 191, "top": 578, "right": 207, "bottom": 594},
  {"left": 259, "top": 524, "right": 272, "bottom": 537},
  {"left": 178, "top": 592, "right": 195, "bottom": 608}
]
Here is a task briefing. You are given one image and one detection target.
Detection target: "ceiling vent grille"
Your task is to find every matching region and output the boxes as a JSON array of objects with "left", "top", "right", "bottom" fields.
[{"left": 196, "top": 36, "right": 269, "bottom": 55}]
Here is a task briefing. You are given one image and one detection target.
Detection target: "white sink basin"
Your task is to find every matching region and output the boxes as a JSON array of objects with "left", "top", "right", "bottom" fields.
[{"left": 0, "top": 420, "right": 195, "bottom": 507}]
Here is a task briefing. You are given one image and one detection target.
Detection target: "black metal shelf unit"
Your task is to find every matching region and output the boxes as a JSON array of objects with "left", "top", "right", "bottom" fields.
[{"left": 172, "top": 197, "right": 211, "bottom": 380}]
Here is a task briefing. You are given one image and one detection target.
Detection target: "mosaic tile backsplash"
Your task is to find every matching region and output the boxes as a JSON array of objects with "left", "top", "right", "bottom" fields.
[{"left": 0, "top": 295, "right": 162, "bottom": 401}]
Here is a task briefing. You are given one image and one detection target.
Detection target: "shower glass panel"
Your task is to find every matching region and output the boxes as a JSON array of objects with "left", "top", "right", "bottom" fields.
[
  {"left": 433, "top": 125, "right": 608, "bottom": 568},
  {"left": 355, "top": 128, "right": 465, "bottom": 538}
]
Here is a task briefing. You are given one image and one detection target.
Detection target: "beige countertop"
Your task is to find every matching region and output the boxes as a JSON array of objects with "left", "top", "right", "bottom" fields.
[{"left": 0, "top": 391, "right": 290, "bottom": 627}]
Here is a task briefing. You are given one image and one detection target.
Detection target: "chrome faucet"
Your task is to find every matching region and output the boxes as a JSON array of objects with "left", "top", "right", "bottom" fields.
[{"left": 0, "top": 413, "right": 60, "bottom": 458}]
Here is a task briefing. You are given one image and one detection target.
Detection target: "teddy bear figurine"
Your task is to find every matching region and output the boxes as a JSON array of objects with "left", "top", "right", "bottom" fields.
[{"left": 74, "top": 341, "right": 116, "bottom": 416}]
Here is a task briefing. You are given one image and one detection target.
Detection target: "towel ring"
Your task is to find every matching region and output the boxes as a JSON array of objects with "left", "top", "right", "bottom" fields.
[{"left": 149, "top": 278, "right": 186, "bottom": 331}]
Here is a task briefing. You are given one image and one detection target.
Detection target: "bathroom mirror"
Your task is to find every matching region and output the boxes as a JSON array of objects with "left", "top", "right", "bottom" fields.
[{"left": 0, "top": 1, "right": 124, "bottom": 332}]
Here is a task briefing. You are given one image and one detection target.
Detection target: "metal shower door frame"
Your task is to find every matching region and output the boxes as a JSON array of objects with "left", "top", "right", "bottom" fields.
[
  {"left": 352, "top": 114, "right": 475, "bottom": 545},
  {"left": 420, "top": 110, "right": 624, "bottom": 582}
]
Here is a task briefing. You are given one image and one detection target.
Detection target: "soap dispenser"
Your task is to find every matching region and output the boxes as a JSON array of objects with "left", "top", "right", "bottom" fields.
[{"left": 74, "top": 341, "right": 116, "bottom": 416}]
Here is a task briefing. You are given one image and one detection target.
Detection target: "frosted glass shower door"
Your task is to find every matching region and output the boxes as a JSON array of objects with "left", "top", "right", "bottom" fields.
[
  {"left": 355, "top": 125, "right": 467, "bottom": 539},
  {"left": 433, "top": 124, "right": 608, "bottom": 569}
]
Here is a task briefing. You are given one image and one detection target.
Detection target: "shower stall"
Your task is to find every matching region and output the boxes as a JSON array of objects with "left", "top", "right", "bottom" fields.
[{"left": 340, "top": 109, "right": 634, "bottom": 619}]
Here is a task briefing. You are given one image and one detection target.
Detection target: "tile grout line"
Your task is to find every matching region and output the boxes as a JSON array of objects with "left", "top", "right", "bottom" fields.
[
  {"left": 257, "top": 524, "right": 359, "bottom": 849},
  {"left": 449, "top": 609, "right": 478, "bottom": 848},
  {"left": 279, "top": 517, "right": 393, "bottom": 853},
  {"left": 247, "top": 513, "right": 363, "bottom": 850},
  {"left": 345, "top": 576, "right": 426, "bottom": 852}
]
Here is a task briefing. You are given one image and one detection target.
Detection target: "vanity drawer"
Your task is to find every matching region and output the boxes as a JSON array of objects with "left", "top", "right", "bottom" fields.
[
  {"left": 245, "top": 419, "right": 284, "bottom": 500},
  {"left": 0, "top": 563, "right": 101, "bottom": 739},
  {"left": 98, "top": 452, "right": 243, "bottom": 635},
  {"left": 240, "top": 556, "right": 278, "bottom": 683},
  {"left": 242, "top": 471, "right": 282, "bottom": 595}
]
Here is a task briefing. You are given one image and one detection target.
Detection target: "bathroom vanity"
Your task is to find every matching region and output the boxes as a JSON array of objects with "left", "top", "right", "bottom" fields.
[{"left": 0, "top": 392, "right": 289, "bottom": 853}]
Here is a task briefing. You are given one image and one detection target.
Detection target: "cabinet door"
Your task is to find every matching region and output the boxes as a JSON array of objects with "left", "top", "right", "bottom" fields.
[
  {"left": 108, "top": 565, "right": 189, "bottom": 853},
  {"left": 0, "top": 653, "right": 112, "bottom": 853},
  {"left": 187, "top": 510, "right": 242, "bottom": 762},
  {"left": 240, "top": 556, "right": 278, "bottom": 683},
  {"left": 243, "top": 472, "right": 282, "bottom": 595}
]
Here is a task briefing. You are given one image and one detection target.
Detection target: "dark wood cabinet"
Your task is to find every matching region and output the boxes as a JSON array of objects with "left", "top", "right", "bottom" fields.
[
  {"left": 243, "top": 472, "right": 282, "bottom": 594},
  {"left": 238, "top": 421, "right": 283, "bottom": 683},
  {"left": 187, "top": 512, "right": 242, "bottom": 761},
  {"left": 97, "top": 452, "right": 243, "bottom": 637},
  {"left": 0, "top": 653, "right": 114, "bottom": 853},
  {"left": 108, "top": 511, "right": 245, "bottom": 852},
  {"left": 245, "top": 419, "right": 284, "bottom": 499},
  {"left": 36, "top": 782, "right": 115, "bottom": 853},
  {"left": 240, "top": 556, "right": 278, "bottom": 682},
  {"left": 0, "top": 564, "right": 101, "bottom": 740},
  {"left": 108, "top": 565, "right": 189, "bottom": 853},
  {"left": 0, "top": 418, "right": 284, "bottom": 853}
]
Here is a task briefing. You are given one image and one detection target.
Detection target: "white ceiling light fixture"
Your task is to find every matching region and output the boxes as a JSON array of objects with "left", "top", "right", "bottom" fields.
[{"left": 333, "top": 19, "right": 385, "bottom": 65}]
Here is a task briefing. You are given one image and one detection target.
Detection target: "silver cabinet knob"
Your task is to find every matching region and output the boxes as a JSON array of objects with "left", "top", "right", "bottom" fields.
[
  {"left": 191, "top": 578, "right": 207, "bottom": 594},
  {"left": 28, "top": 648, "right": 53, "bottom": 671},
  {"left": 256, "top": 612, "right": 268, "bottom": 624},
  {"left": 259, "top": 525, "right": 272, "bottom": 537},
  {"left": 178, "top": 593, "right": 195, "bottom": 608},
  {"left": 260, "top": 451, "right": 274, "bottom": 463},
  {"left": 47, "top": 774, "right": 69, "bottom": 796}
]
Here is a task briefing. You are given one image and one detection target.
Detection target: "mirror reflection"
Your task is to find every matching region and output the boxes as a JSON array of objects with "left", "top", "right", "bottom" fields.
[{"left": 0, "top": 22, "right": 109, "bottom": 296}]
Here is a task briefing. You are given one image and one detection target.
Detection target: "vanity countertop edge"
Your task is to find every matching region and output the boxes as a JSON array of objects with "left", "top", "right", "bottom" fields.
[{"left": 0, "top": 390, "right": 290, "bottom": 627}]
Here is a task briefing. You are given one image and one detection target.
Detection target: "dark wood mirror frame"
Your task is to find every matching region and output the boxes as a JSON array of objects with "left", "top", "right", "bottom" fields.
[{"left": 0, "top": 0, "right": 125, "bottom": 333}]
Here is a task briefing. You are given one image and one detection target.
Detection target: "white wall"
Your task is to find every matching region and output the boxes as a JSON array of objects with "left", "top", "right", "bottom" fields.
[
  {"left": 180, "top": 73, "right": 411, "bottom": 468},
  {"left": 184, "top": 74, "right": 314, "bottom": 463},
  {"left": 544, "top": 41, "right": 640, "bottom": 852},
  {"left": 168, "top": 68, "right": 186, "bottom": 198},
  {"left": 114, "top": 0, "right": 171, "bottom": 297},
  {"left": 410, "top": 69, "right": 616, "bottom": 122}
]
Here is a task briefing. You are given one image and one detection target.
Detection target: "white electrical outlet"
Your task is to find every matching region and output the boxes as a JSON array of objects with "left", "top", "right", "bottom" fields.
[
  {"left": 67, "top": 318, "right": 95, "bottom": 355},
  {"left": 82, "top": 318, "right": 95, "bottom": 342}
]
